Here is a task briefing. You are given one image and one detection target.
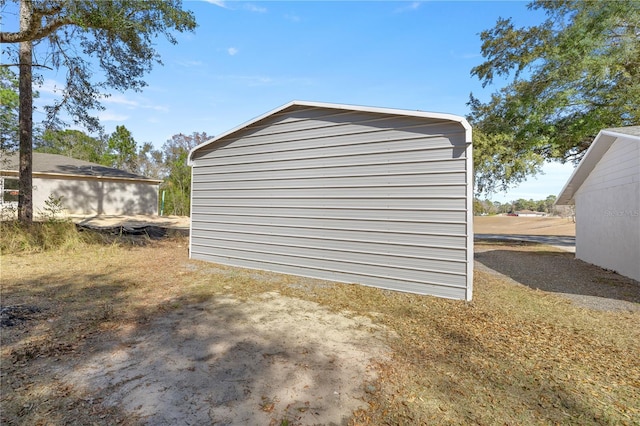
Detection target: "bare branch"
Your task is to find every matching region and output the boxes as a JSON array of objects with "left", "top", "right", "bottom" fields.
[
  {"left": 1, "top": 63, "right": 54, "bottom": 70},
  {"left": 0, "top": 16, "right": 75, "bottom": 43}
]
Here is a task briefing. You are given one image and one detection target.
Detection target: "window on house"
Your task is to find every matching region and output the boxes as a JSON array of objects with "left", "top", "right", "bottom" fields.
[{"left": 1, "top": 177, "right": 19, "bottom": 203}]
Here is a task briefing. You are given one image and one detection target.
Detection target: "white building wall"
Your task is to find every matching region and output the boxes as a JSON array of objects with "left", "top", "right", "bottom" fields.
[
  {"left": 575, "top": 136, "right": 640, "bottom": 281},
  {"left": 33, "top": 176, "right": 159, "bottom": 216},
  {"left": 190, "top": 103, "right": 473, "bottom": 300}
]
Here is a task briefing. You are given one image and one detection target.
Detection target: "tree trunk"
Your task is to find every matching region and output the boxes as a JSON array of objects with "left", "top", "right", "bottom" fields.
[{"left": 18, "top": 0, "right": 33, "bottom": 223}]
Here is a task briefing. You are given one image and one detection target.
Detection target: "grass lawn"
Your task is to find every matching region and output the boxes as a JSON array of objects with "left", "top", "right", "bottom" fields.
[{"left": 1, "top": 225, "right": 638, "bottom": 425}]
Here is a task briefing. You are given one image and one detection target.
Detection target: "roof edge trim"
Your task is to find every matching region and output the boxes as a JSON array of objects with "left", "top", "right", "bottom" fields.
[{"left": 555, "top": 128, "right": 640, "bottom": 205}]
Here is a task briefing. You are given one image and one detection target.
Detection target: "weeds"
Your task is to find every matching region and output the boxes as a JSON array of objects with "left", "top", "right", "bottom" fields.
[
  {"left": 0, "top": 220, "right": 160, "bottom": 254},
  {"left": 0, "top": 220, "right": 99, "bottom": 253}
]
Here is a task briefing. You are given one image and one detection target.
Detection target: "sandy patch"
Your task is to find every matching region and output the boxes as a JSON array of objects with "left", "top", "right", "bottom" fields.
[
  {"left": 69, "top": 214, "right": 190, "bottom": 230},
  {"left": 56, "top": 292, "right": 389, "bottom": 425}
]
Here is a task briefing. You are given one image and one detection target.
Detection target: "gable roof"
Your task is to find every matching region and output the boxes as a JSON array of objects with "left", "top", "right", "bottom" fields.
[
  {"left": 188, "top": 100, "right": 472, "bottom": 164},
  {"left": 556, "top": 126, "right": 640, "bottom": 205},
  {"left": 0, "top": 152, "right": 161, "bottom": 183}
]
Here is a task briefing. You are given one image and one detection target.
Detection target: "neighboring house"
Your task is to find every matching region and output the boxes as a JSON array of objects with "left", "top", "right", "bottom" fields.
[
  {"left": 0, "top": 152, "right": 161, "bottom": 217},
  {"left": 556, "top": 126, "right": 640, "bottom": 281},
  {"left": 188, "top": 101, "right": 474, "bottom": 300}
]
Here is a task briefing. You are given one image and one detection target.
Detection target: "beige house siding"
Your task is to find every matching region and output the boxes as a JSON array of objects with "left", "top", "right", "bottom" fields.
[{"left": 33, "top": 175, "right": 159, "bottom": 216}]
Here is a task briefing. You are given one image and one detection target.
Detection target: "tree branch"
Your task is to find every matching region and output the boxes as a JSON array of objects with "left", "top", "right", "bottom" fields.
[
  {"left": 0, "top": 63, "right": 54, "bottom": 70},
  {"left": 0, "top": 16, "right": 75, "bottom": 43}
]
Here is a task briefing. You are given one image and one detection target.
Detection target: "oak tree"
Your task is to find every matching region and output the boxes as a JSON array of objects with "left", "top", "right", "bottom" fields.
[{"left": 469, "top": 0, "right": 640, "bottom": 194}]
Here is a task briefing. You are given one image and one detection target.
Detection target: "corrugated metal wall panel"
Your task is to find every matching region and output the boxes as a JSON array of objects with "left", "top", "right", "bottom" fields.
[
  {"left": 192, "top": 159, "right": 467, "bottom": 178},
  {"left": 219, "top": 113, "right": 463, "bottom": 146},
  {"left": 189, "top": 103, "right": 472, "bottom": 300},
  {"left": 190, "top": 247, "right": 467, "bottom": 286},
  {"left": 190, "top": 237, "right": 467, "bottom": 273},
  {"left": 193, "top": 146, "right": 465, "bottom": 169},
  {"left": 191, "top": 215, "right": 465, "bottom": 235},
  {"left": 189, "top": 224, "right": 466, "bottom": 247},
  {"left": 190, "top": 205, "right": 468, "bottom": 222},
  {"left": 210, "top": 128, "right": 464, "bottom": 156},
  {"left": 191, "top": 197, "right": 466, "bottom": 210},
  {"left": 190, "top": 232, "right": 468, "bottom": 261},
  {"left": 192, "top": 185, "right": 467, "bottom": 199},
  {"left": 193, "top": 172, "right": 466, "bottom": 188},
  {"left": 189, "top": 252, "right": 467, "bottom": 299}
]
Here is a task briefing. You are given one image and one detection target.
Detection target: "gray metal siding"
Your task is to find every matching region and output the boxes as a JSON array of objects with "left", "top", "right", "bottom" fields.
[{"left": 190, "top": 104, "right": 472, "bottom": 300}]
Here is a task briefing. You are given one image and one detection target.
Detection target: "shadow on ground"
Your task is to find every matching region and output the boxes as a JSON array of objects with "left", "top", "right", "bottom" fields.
[
  {"left": 1, "top": 266, "right": 386, "bottom": 425},
  {"left": 475, "top": 248, "right": 640, "bottom": 309}
]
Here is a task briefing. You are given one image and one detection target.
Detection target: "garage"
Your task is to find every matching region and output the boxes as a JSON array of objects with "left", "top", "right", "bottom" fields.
[{"left": 188, "top": 101, "right": 473, "bottom": 300}]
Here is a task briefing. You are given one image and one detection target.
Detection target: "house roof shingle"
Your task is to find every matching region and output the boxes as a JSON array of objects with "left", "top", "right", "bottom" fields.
[{"left": 0, "top": 152, "right": 160, "bottom": 182}]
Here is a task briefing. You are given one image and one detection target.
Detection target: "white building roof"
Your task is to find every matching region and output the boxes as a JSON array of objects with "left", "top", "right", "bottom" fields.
[{"left": 556, "top": 126, "right": 640, "bottom": 205}]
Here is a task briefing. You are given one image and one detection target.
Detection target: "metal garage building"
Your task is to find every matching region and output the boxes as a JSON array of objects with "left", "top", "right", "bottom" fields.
[
  {"left": 556, "top": 126, "right": 640, "bottom": 282},
  {"left": 188, "top": 101, "right": 473, "bottom": 300}
]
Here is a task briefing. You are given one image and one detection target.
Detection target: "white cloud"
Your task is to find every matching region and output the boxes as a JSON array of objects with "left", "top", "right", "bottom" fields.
[
  {"left": 98, "top": 111, "right": 130, "bottom": 122},
  {"left": 394, "top": 2, "right": 422, "bottom": 13},
  {"left": 100, "top": 94, "right": 169, "bottom": 112},
  {"left": 202, "top": 0, "right": 228, "bottom": 8},
  {"left": 284, "top": 13, "right": 301, "bottom": 23},
  {"left": 102, "top": 94, "right": 139, "bottom": 107},
  {"left": 215, "top": 74, "right": 273, "bottom": 86},
  {"left": 176, "top": 60, "right": 204, "bottom": 67},
  {"left": 244, "top": 3, "right": 267, "bottom": 13},
  {"left": 36, "top": 79, "right": 64, "bottom": 95},
  {"left": 214, "top": 74, "right": 314, "bottom": 87},
  {"left": 149, "top": 104, "right": 170, "bottom": 113},
  {"left": 449, "top": 50, "right": 482, "bottom": 60},
  {"left": 227, "top": 47, "right": 239, "bottom": 56}
]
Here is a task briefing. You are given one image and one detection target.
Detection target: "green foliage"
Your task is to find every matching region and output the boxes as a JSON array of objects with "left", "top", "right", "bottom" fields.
[
  {"left": 38, "top": 194, "right": 68, "bottom": 223},
  {"left": 472, "top": 128, "right": 545, "bottom": 194},
  {"left": 470, "top": 0, "right": 640, "bottom": 194},
  {"left": 0, "top": 67, "right": 19, "bottom": 151},
  {"left": 36, "top": 129, "right": 107, "bottom": 163},
  {"left": 137, "top": 142, "right": 164, "bottom": 179},
  {"left": 475, "top": 194, "right": 560, "bottom": 215},
  {"left": 161, "top": 132, "right": 211, "bottom": 216},
  {"left": 104, "top": 125, "right": 138, "bottom": 172}
]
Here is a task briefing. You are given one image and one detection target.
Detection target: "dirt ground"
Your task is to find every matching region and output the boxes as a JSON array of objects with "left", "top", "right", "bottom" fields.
[
  {"left": 4, "top": 216, "right": 639, "bottom": 425},
  {"left": 474, "top": 215, "right": 576, "bottom": 236},
  {"left": 56, "top": 292, "right": 389, "bottom": 425}
]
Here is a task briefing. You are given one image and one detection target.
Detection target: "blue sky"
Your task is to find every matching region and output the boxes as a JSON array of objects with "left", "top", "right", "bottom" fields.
[{"left": 3, "top": 0, "right": 576, "bottom": 203}]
